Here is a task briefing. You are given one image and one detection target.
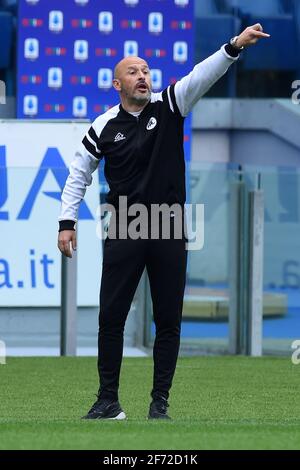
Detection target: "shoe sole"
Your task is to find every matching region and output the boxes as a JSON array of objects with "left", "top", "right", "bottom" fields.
[
  {"left": 81, "top": 411, "right": 127, "bottom": 420},
  {"left": 107, "top": 411, "right": 127, "bottom": 420}
]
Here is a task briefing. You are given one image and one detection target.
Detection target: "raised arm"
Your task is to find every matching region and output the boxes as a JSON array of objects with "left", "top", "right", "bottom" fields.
[{"left": 175, "top": 23, "right": 270, "bottom": 117}]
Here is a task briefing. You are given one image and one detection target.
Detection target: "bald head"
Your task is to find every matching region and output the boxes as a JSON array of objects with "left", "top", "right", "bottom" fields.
[
  {"left": 112, "top": 56, "right": 152, "bottom": 111},
  {"left": 114, "top": 56, "right": 149, "bottom": 80}
]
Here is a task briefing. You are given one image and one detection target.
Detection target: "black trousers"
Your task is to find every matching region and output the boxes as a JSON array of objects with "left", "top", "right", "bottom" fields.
[{"left": 97, "top": 217, "right": 187, "bottom": 402}]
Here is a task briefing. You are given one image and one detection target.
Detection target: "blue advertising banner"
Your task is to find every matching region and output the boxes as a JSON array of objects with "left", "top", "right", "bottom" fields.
[
  {"left": 17, "top": 0, "right": 194, "bottom": 158},
  {"left": 0, "top": 121, "right": 101, "bottom": 307}
]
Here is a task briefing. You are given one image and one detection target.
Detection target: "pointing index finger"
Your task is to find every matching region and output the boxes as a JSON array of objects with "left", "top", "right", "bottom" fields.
[{"left": 253, "top": 30, "right": 271, "bottom": 38}]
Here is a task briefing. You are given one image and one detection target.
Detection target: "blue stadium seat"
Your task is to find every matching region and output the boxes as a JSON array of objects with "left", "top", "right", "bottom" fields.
[
  {"left": 228, "top": 0, "right": 284, "bottom": 15},
  {"left": 195, "top": 0, "right": 241, "bottom": 90},
  {"left": 0, "top": 0, "right": 17, "bottom": 15},
  {"left": 196, "top": 0, "right": 234, "bottom": 16},
  {"left": 280, "top": 0, "right": 294, "bottom": 13},
  {"left": 196, "top": 15, "right": 241, "bottom": 60},
  {"left": 242, "top": 17, "right": 298, "bottom": 70},
  {"left": 0, "top": 12, "right": 13, "bottom": 69},
  {"left": 195, "top": 0, "right": 218, "bottom": 16},
  {"left": 224, "top": 0, "right": 298, "bottom": 71}
]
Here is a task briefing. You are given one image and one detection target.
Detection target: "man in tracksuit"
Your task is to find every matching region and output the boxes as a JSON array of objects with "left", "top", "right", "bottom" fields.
[{"left": 58, "top": 24, "right": 269, "bottom": 420}]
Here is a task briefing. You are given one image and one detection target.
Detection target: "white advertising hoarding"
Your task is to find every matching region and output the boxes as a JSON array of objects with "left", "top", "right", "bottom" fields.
[{"left": 0, "top": 121, "right": 102, "bottom": 306}]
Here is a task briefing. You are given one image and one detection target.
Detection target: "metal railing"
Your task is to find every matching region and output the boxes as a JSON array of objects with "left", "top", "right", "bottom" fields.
[{"left": 229, "top": 171, "right": 264, "bottom": 356}]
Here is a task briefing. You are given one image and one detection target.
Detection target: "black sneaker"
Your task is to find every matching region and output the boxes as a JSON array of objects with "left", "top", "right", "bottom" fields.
[
  {"left": 81, "top": 398, "right": 126, "bottom": 420},
  {"left": 148, "top": 397, "right": 171, "bottom": 420}
]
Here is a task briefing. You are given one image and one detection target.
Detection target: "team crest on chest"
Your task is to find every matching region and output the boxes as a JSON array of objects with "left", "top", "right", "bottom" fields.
[{"left": 146, "top": 117, "right": 157, "bottom": 130}]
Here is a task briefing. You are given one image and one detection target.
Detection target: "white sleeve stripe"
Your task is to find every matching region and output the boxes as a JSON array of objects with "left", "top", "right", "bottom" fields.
[
  {"left": 86, "top": 132, "right": 101, "bottom": 153},
  {"left": 167, "top": 86, "right": 174, "bottom": 113}
]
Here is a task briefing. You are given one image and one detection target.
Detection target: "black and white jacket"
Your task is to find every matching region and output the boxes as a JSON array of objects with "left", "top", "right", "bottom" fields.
[{"left": 59, "top": 44, "right": 239, "bottom": 230}]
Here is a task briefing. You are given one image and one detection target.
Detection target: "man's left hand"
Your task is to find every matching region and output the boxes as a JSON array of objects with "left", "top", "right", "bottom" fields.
[{"left": 236, "top": 23, "right": 271, "bottom": 48}]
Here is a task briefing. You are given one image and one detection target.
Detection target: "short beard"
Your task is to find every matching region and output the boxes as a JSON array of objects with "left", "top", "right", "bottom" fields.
[{"left": 131, "top": 90, "right": 151, "bottom": 106}]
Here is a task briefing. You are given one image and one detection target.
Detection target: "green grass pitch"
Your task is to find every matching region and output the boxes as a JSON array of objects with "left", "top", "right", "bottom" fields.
[{"left": 0, "top": 356, "right": 299, "bottom": 450}]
